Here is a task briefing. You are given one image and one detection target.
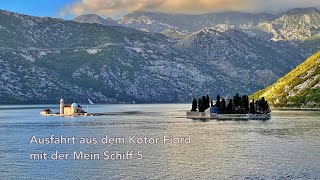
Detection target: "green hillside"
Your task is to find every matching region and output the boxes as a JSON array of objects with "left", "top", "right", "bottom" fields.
[{"left": 251, "top": 50, "right": 320, "bottom": 108}]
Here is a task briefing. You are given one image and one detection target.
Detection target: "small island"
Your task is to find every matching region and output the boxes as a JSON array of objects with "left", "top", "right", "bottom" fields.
[
  {"left": 187, "top": 93, "right": 271, "bottom": 120},
  {"left": 40, "top": 99, "right": 88, "bottom": 117}
]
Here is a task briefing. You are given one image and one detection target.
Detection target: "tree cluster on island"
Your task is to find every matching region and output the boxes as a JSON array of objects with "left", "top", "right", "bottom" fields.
[{"left": 191, "top": 93, "right": 271, "bottom": 114}]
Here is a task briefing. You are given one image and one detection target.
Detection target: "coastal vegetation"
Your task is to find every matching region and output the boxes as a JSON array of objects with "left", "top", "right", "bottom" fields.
[
  {"left": 251, "top": 50, "right": 320, "bottom": 108},
  {"left": 191, "top": 93, "right": 270, "bottom": 114}
]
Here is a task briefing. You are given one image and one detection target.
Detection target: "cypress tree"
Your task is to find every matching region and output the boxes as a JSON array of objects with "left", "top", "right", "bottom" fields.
[
  {"left": 256, "top": 97, "right": 268, "bottom": 113},
  {"left": 191, "top": 98, "right": 197, "bottom": 111},
  {"left": 265, "top": 101, "right": 270, "bottom": 113},
  {"left": 245, "top": 96, "right": 249, "bottom": 113},
  {"left": 220, "top": 98, "right": 226, "bottom": 114},
  {"left": 216, "top": 95, "right": 221, "bottom": 108},
  {"left": 240, "top": 95, "right": 249, "bottom": 113},
  {"left": 202, "top": 96, "right": 207, "bottom": 110},
  {"left": 249, "top": 99, "right": 255, "bottom": 114},
  {"left": 260, "top": 97, "right": 268, "bottom": 113},
  {"left": 227, "top": 99, "right": 233, "bottom": 113},
  {"left": 234, "top": 93, "right": 241, "bottom": 108},
  {"left": 206, "top": 94, "right": 210, "bottom": 109},
  {"left": 255, "top": 100, "right": 260, "bottom": 113},
  {"left": 198, "top": 98, "right": 203, "bottom": 112}
]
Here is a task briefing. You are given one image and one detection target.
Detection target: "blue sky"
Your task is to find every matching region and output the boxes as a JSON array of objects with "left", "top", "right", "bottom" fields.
[{"left": 0, "top": 0, "right": 75, "bottom": 18}]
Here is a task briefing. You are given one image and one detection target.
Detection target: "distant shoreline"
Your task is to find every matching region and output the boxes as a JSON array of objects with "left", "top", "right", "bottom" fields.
[
  {"left": 272, "top": 107, "right": 320, "bottom": 111},
  {"left": 0, "top": 102, "right": 190, "bottom": 106}
]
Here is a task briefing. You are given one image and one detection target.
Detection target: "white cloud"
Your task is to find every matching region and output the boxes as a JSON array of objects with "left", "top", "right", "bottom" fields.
[{"left": 60, "top": 0, "right": 320, "bottom": 17}]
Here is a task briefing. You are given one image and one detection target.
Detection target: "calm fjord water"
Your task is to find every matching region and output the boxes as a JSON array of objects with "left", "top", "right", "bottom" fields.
[{"left": 0, "top": 104, "right": 320, "bottom": 179}]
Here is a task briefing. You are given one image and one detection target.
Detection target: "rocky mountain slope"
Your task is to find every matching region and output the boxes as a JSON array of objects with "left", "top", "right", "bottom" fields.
[
  {"left": 299, "top": 37, "right": 320, "bottom": 55},
  {"left": 0, "top": 9, "right": 307, "bottom": 104},
  {"left": 175, "top": 28, "right": 303, "bottom": 87},
  {"left": 251, "top": 50, "right": 320, "bottom": 108},
  {"left": 73, "top": 14, "right": 119, "bottom": 26},
  {"left": 118, "top": 11, "right": 276, "bottom": 35},
  {"left": 258, "top": 7, "right": 320, "bottom": 41},
  {"left": 118, "top": 8, "right": 320, "bottom": 43}
]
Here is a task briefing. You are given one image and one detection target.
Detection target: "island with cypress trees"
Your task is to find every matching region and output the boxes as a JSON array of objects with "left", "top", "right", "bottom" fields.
[{"left": 187, "top": 93, "right": 271, "bottom": 120}]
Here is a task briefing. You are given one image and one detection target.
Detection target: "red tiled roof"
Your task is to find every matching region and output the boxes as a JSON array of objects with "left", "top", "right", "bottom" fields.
[{"left": 63, "top": 104, "right": 82, "bottom": 108}]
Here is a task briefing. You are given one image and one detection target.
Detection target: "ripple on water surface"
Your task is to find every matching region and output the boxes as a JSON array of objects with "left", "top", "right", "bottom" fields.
[{"left": 0, "top": 105, "right": 320, "bottom": 179}]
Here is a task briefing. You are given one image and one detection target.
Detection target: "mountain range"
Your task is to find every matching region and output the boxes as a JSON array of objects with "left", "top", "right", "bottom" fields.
[
  {"left": 109, "top": 8, "right": 320, "bottom": 41},
  {"left": 0, "top": 8, "right": 319, "bottom": 104},
  {"left": 77, "top": 8, "right": 320, "bottom": 53}
]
